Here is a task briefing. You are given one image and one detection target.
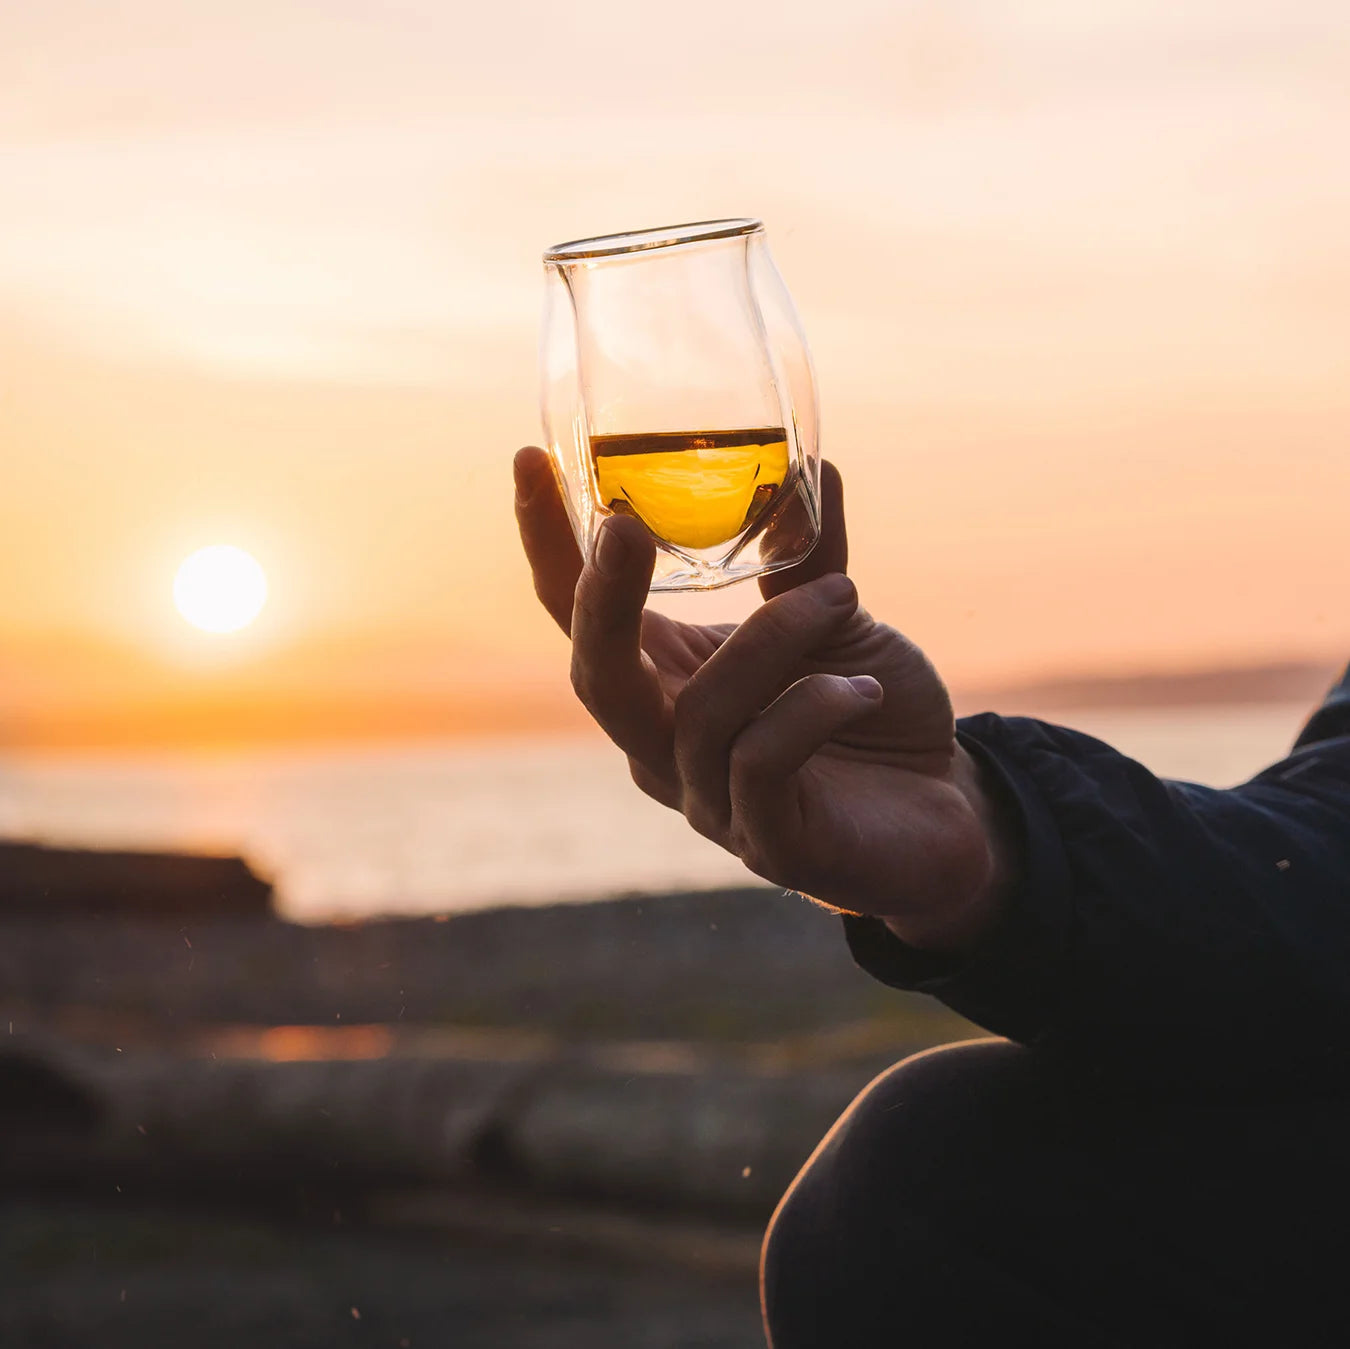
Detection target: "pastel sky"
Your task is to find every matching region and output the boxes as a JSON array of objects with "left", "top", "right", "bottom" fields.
[{"left": 2, "top": 0, "right": 1347, "bottom": 742}]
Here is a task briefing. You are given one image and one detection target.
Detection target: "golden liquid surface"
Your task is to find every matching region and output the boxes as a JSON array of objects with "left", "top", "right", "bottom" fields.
[{"left": 591, "top": 428, "right": 790, "bottom": 550}]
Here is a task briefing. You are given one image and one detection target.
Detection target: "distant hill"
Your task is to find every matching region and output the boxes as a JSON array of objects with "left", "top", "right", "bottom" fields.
[{"left": 955, "top": 659, "right": 1343, "bottom": 715}]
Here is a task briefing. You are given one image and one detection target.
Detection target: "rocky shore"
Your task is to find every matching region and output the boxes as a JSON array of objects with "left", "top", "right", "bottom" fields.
[
  {"left": 2, "top": 877, "right": 979, "bottom": 1347},
  {"left": 0, "top": 884, "right": 970, "bottom": 1039}
]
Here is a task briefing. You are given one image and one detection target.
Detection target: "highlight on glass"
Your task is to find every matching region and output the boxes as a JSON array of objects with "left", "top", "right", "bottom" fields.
[{"left": 540, "top": 218, "right": 821, "bottom": 591}]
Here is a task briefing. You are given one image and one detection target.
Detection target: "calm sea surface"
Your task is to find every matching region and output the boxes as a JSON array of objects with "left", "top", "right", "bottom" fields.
[{"left": 0, "top": 703, "right": 1316, "bottom": 923}]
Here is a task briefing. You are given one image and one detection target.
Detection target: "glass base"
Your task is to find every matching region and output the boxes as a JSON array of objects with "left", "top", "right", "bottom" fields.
[
  {"left": 643, "top": 472, "right": 821, "bottom": 592},
  {"left": 648, "top": 547, "right": 816, "bottom": 591}
]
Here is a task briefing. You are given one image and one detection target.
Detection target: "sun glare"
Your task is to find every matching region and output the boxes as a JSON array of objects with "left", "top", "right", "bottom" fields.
[{"left": 173, "top": 545, "right": 268, "bottom": 634}]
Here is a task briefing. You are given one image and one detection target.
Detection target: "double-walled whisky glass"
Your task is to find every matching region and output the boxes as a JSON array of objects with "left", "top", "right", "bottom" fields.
[{"left": 540, "top": 218, "right": 821, "bottom": 591}]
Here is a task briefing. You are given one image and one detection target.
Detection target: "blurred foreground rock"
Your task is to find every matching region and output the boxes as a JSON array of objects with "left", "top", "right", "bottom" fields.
[
  {"left": 0, "top": 842, "right": 272, "bottom": 920},
  {"left": 0, "top": 885, "right": 972, "bottom": 1041}
]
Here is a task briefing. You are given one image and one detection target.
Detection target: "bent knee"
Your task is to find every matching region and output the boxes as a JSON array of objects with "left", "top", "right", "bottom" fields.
[
  {"left": 779, "top": 1038, "right": 1029, "bottom": 1195},
  {"left": 761, "top": 1039, "right": 1031, "bottom": 1336}
]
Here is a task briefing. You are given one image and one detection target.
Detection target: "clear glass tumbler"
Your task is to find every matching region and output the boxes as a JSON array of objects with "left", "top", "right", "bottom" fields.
[{"left": 540, "top": 218, "right": 820, "bottom": 591}]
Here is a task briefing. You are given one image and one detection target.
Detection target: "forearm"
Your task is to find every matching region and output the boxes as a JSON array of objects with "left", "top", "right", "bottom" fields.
[{"left": 849, "top": 712, "right": 1350, "bottom": 1093}]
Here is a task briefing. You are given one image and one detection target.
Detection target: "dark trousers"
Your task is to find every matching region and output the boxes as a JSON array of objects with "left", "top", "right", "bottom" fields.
[{"left": 760, "top": 1039, "right": 1350, "bottom": 1348}]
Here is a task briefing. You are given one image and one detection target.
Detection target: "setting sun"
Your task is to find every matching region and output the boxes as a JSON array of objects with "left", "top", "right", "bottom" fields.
[{"left": 173, "top": 545, "right": 269, "bottom": 634}]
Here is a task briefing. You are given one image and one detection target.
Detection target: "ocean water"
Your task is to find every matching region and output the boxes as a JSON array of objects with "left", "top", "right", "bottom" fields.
[{"left": 0, "top": 703, "right": 1316, "bottom": 923}]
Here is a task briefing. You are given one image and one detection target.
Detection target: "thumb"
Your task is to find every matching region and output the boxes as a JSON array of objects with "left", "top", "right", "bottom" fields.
[{"left": 759, "top": 460, "right": 847, "bottom": 600}]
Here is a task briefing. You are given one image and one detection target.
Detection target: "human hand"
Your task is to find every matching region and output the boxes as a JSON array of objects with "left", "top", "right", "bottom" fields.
[{"left": 513, "top": 447, "right": 1013, "bottom": 951}]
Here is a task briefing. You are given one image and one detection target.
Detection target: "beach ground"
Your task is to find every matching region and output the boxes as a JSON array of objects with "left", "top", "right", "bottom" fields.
[{"left": 0, "top": 1198, "right": 765, "bottom": 1349}]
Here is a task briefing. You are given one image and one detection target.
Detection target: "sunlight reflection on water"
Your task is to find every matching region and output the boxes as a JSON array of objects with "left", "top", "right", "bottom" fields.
[{"left": 0, "top": 704, "right": 1314, "bottom": 922}]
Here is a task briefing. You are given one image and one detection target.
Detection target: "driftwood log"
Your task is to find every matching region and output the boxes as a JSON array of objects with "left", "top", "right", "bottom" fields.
[{"left": 0, "top": 1035, "right": 909, "bottom": 1219}]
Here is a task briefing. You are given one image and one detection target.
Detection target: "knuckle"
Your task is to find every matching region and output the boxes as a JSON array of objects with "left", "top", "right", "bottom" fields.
[
  {"left": 569, "top": 653, "right": 594, "bottom": 709},
  {"left": 672, "top": 677, "right": 710, "bottom": 729},
  {"left": 670, "top": 683, "right": 714, "bottom": 773},
  {"left": 751, "top": 596, "right": 803, "bottom": 647},
  {"left": 629, "top": 759, "right": 678, "bottom": 810},
  {"left": 569, "top": 577, "right": 601, "bottom": 630},
  {"left": 793, "top": 676, "right": 833, "bottom": 715},
  {"left": 683, "top": 802, "right": 725, "bottom": 844},
  {"left": 729, "top": 732, "right": 773, "bottom": 785},
  {"left": 733, "top": 829, "right": 787, "bottom": 884},
  {"left": 572, "top": 567, "right": 626, "bottom": 632},
  {"left": 731, "top": 826, "right": 767, "bottom": 875}
]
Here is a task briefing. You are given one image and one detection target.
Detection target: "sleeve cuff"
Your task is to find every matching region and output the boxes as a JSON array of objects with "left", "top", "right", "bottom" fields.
[{"left": 841, "top": 714, "right": 1075, "bottom": 1045}]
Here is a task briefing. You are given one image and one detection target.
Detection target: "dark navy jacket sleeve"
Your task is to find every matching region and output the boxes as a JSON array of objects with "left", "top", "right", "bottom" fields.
[{"left": 844, "top": 663, "right": 1350, "bottom": 1094}]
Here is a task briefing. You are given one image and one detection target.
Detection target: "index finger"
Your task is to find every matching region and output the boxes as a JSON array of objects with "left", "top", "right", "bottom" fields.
[{"left": 514, "top": 445, "right": 582, "bottom": 634}]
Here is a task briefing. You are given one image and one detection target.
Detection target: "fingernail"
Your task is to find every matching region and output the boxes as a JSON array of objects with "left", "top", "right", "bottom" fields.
[
  {"left": 595, "top": 521, "right": 630, "bottom": 576},
  {"left": 513, "top": 449, "right": 542, "bottom": 506},
  {"left": 818, "top": 572, "right": 855, "bottom": 606},
  {"left": 847, "top": 675, "right": 883, "bottom": 701}
]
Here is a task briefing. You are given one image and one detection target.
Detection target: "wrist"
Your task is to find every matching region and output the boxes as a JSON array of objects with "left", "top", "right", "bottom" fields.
[{"left": 881, "top": 743, "right": 1021, "bottom": 955}]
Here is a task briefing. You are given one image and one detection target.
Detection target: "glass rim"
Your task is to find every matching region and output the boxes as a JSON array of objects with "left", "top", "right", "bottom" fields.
[{"left": 543, "top": 218, "right": 764, "bottom": 262}]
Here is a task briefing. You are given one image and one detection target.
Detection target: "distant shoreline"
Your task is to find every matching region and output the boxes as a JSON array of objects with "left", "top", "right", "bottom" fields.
[
  {"left": 953, "top": 658, "right": 1341, "bottom": 716},
  {"left": 0, "top": 657, "right": 1339, "bottom": 752}
]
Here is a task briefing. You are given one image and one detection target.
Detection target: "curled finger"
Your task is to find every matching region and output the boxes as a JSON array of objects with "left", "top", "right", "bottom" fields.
[
  {"left": 672, "top": 572, "right": 860, "bottom": 841},
  {"left": 727, "top": 673, "right": 882, "bottom": 874}
]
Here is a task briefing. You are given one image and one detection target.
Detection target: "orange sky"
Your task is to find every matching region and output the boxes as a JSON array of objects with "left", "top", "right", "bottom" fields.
[{"left": 2, "top": 0, "right": 1347, "bottom": 745}]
